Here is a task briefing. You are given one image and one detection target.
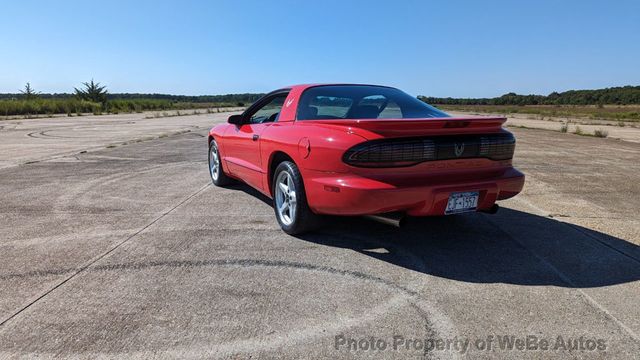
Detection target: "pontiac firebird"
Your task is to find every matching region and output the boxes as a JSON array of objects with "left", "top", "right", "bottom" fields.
[{"left": 208, "top": 84, "right": 525, "bottom": 234}]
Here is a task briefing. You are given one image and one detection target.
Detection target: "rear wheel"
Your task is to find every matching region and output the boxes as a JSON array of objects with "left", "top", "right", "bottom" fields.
[
  {"left": 209, "top": 140, "right": 233, "bottom": 186},
  {"left": 272, "top": 161, "right": 320, "bottom": 235}
]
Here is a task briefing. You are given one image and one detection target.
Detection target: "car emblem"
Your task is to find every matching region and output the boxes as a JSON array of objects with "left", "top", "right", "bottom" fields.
[
  {"left": 286, "top": 98, "right": 294, "bottom": 107},
  {"left": 454, "top": 143, "right": 465, "bottom": 157}
]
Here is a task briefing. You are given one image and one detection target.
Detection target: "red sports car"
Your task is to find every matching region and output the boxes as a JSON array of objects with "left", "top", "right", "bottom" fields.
[{"left": 208, "top": 84, "right": 524, "bottom": 234}]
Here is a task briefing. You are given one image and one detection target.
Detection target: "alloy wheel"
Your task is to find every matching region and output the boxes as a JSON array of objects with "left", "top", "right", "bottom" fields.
[
  {"left": 209, "top": 143, "right": 220, "bottom": 181},
  {"left": 274, "top": 170, "right": 297, "bottom": 225}
]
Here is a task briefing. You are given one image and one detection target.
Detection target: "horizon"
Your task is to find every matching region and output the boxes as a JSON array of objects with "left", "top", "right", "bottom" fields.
[
  {"left": 2, "top": 84, "right": 639, "bottom": 99},
  {"left": 1, "top": 0, "right": 639, "bottom": 97}
]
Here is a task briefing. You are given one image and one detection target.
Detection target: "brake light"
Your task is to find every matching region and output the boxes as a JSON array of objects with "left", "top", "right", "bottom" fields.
[
  {"left": 479, "top": 134, "right": 515, "bottom": 160},
  {"left": 343, "top": 133, "right": 515, "bottom": 167},
  {"left": 444, "top": 121, "right": 470, "bottom": 128},
  {"left": 343, "top": 139, "right": 436, "bottom": 168}
]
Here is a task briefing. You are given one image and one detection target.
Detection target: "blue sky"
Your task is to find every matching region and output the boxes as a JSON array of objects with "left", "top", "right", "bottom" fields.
[{"left": 1, "top": 0, "right": 639, "bottom": 97}]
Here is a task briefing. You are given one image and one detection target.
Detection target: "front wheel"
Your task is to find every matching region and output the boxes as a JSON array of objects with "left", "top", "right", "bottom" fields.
[
  {"left": 209, "top": 140, "right": 233, "bottom": 186},
  {"left": 272, "top": 161, "right": 321, "bottom": 235}
]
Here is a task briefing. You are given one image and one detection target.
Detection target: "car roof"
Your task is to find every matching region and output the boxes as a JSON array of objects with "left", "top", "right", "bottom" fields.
[{"left": 283, "top": 83, "right": 396, "bottom": 92}]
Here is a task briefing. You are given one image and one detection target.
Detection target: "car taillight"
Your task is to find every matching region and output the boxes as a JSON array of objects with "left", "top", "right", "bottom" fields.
[
  {"left": 343, "top": 139, "right": 435, "bottom": 167},
  {"left": 479, "top": 133, "right": 515, "bottom": 160},
  {"left": 343, "top": 133, "right": 515, "bottom": 167}
]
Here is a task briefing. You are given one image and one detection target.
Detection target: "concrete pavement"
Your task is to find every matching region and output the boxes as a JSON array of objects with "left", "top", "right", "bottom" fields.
[{"left": 0, "top": 112, "right": 638, "bottom": 359}]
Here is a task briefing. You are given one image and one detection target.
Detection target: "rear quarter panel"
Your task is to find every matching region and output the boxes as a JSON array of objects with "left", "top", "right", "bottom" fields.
[{"left": 259, "top": 121, "right": 370, "bottom": 195}]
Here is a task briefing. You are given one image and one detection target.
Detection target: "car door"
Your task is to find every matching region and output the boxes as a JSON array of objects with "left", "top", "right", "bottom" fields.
[{"left": 223, "top": 92, "right": 288, "bottom": 191}]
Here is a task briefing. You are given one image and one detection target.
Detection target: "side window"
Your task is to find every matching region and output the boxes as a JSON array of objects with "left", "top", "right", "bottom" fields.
[{"left": 249, "top": 95, "right": 287, "bottom": 124}]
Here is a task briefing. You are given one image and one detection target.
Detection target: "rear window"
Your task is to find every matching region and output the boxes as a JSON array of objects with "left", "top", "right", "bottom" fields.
[{"left": 297, "top": 85, "right": 449, "bottom": 120}]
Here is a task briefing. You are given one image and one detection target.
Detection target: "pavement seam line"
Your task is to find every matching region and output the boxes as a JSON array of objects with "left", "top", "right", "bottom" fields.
[
  {"left": 564, "top": 223, "right": 640, "bottom": 265},
  {"left": 0, "top": 126, "right": 204, "bottom": 170},
  {"left": 509, "top": 195, "right": 640, "bottom": 341},
  {"left": 0, "top": 183, "right": 211, "bottom": 327},
  {"left": 514, "top": 196, "right": 640, "bottom": 265},
  {"left": 483, "top": 214, "right": 640, "bottom": 343}
]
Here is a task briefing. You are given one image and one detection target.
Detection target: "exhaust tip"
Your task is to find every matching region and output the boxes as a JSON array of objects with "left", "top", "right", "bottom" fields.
[
  {"left": 364, "top": 212, "right": 406, "bottom": 228},
  {"left": 480, "top": 204, "right": 500, "bottom": 214}
]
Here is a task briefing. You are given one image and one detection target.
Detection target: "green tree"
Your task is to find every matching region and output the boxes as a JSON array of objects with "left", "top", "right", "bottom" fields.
[
  {"left": 19, "top": 82, "right": 40, "bottom": 100},
  {"left": 74, "top": 79, "right": 108, "bottom": 104}
]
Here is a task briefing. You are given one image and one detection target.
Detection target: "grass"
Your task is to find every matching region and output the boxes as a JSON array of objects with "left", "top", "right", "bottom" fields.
[
  {"left": 438, "top": 104, "right": 640, "bottom": 122},
  {"left": 144, "top": 108, "right": 229, "bottom": 119},
  {"left": 0, "top": 98, "right": 102, "bottom": 117},
  {"left": 510, "top": 121, "right": 610, "bottom": 139},
  {"left": 0, "top": 98, "right": 241, "bottom": 118},
  {"left": 506, "top": 124, "right": 536, "bottom": 130},
  {"left": 570, "top": 126, "right": 609, "bottom": 138}
]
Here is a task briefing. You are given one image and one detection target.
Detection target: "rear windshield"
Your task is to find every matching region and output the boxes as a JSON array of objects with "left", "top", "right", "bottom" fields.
[{"left": 297, "top": 85, "right": 449, "bottom": 120}]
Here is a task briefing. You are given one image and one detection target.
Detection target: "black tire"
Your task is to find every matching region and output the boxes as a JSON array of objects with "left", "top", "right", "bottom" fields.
[
  {"left": 272, "top": 161, "right": 321, "bottom": 235},
  {"left": 209, "top": 140, "right": 233, "bottom": 186}
]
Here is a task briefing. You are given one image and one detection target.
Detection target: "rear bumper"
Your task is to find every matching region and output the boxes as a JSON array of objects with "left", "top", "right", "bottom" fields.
[{"left": 304, "top": 167, "right": 525, "bottom": 216}]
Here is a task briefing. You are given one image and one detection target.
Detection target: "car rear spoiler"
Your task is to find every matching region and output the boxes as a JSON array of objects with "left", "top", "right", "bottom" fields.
[{"left": 301, "top": 117, "right": 508, "bottom": 137}]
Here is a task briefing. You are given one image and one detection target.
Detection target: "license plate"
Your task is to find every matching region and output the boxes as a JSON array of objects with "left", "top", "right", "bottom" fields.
[{"left": 445, "top": 191, "right": 479, "bottom": 214}]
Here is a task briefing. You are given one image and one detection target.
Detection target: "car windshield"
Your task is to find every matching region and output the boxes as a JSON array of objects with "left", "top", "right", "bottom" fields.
[{"left": 297, "top": 85, "right": 450, "bottom": 120}]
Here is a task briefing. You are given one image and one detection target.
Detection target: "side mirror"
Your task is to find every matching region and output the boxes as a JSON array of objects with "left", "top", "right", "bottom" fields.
[{"left": 228, "top": 114, "right": 244, "bottom": 125}]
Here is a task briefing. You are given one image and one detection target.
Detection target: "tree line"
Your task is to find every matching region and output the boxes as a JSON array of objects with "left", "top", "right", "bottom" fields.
[
  {"left": 419, "top": 86, "right": 640, "bottom": 106},
  {"left": 0, "top": 85, "right": 264, "bottom": 105},
  {"left": 0, "top": 81, "right": 264, "bottom": 116}
]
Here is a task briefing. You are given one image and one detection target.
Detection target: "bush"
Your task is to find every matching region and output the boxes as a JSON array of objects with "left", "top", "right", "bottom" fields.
[{"left": 594, "top": 129, "right": 609, "bottom": 138}]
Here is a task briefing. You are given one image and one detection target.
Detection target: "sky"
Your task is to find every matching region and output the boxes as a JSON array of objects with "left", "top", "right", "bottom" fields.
[{"left": 1, "top": 0, "right": 639, "bottom": 97}]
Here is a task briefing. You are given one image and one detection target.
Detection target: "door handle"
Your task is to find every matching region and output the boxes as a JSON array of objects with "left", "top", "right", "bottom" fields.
[{"left": 252, "top": 134, "right": 259, "bottom": 141}]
